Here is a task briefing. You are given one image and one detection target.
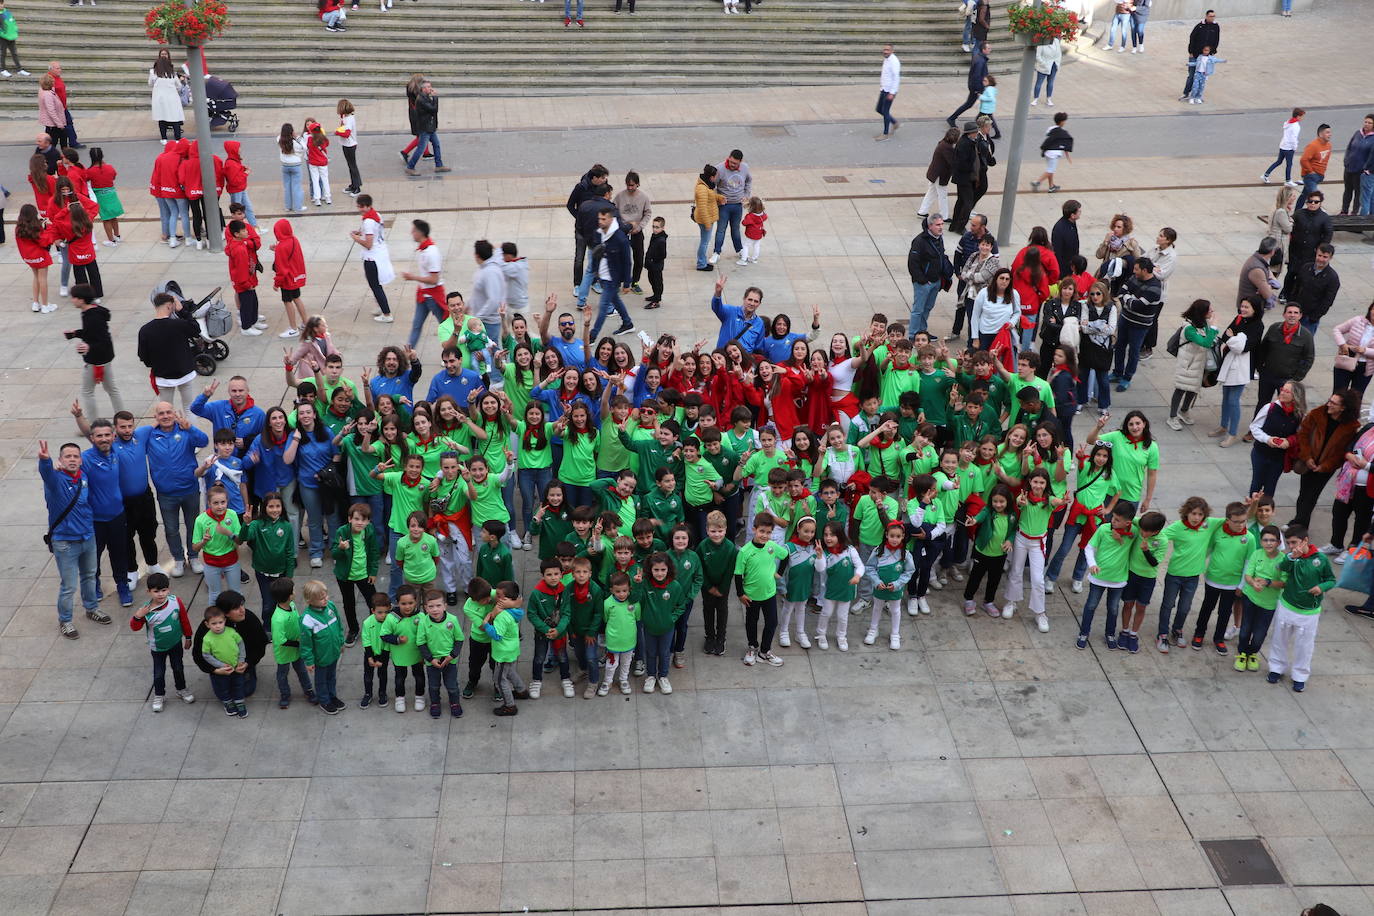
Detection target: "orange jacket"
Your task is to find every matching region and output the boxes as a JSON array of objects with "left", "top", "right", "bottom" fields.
[{"left": 1299, "top": 137, "right": 1331, "bottom": 177}]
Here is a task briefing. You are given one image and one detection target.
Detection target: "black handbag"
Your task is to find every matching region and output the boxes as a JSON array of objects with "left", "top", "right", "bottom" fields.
[{"left": 315, "top": 463, "right": 344, "bottom": 492}]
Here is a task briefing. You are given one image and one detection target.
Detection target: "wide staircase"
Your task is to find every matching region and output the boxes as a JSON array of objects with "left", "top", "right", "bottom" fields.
[{"left": 10, "top": 0, "right": 1018, "bottom": 112}]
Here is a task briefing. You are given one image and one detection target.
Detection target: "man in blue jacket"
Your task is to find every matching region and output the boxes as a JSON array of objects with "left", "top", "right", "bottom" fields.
[
  {"left": 39, "top": 439, "right": 108, "bottom": 638},
  {"left": 710, "top": 273, "right": 766, "bottom": 351},
  {"left": 190, "top": 376, "right": 265, "bottom": 457},
  {"left": 588, "top": 209, "right": 635, "bottom": 339},
  {"left": 946, "top": 42, "right": 990, "bottom": 127},
  {"left": 80, "top": 419, "right": 132, "bottom": 608},
  {"left": 142, "top": 401, "right": 209, "bottom": 578}
]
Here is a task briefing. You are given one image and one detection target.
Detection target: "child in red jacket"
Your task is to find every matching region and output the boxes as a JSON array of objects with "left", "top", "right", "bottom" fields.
[
  {"left": 86, "top": 147, "right": 124, "bottom": 246},
  {"left": 16, "top": 203, "right": 58, "bottom": 313},
  {"left": 226, "top": 219, "right": 263, "bottom": 335},
  {"left": 741, "top": 196, "right": 767, "bottom": 266},
  {"left": 62, "top": 201, "right": 102, "bottom": 299},
  {"left": 306, "top": 121, "right": 332, "bottom": 207},
  {"left": 222, "top": 140, "right": 255, "bottom": 227},
  {"left": 271, "top": 218, "right": 308, "bottom": 338}
]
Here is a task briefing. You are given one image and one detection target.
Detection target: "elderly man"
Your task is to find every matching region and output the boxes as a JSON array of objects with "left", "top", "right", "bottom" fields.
[
  {"left": 39, "top": 439, "right": 109, "bottom": 638},
  {"left": 33, "top": 131, "right": 58, "bottom": 173},
  {"left": 907, "top": 215, "right": 954, "bottom": 337},
  {"left": 48, "top": 60, "right": 80, "bottom": 148},
  {"left": 191, "top": 376, "right": 266, "bottom": 457},
  {"left": 142, "top": 401, "right": 209, "bottom": 578},
  {"left": 710, "top": 274, "right": 765, "bottom": 351}
]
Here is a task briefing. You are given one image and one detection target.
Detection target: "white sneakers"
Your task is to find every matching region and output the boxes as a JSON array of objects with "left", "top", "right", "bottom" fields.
[
  {"left": 889, "top": 636, "right": 901, "bottom": 651},
  {"left": 59, "top": 285, "right": 69, "bottom": 297},
  {"left": 815, "top": 633, "right": 829, "bottom": 650},
  {"left": 917, "top": 597, "right": 931, "bottom": 615},
  {"left": 658, "top": 677, "right": 672, "bottom": 695},
  {"left": 522, "top": 533, "right": 532, "bottom": 551},
  {"left": 171, "top": 560, "right": 185, "bottom": 577},
  {"left": 168, "top": 237, "right": 180, "bottom": 249},
  {"left": 528, "top": 680, "right": 542, "bottom": 699},
  {"left": 778, "top": 631, "right": 790, "bottom": 648},
  {"left": 190, "top": 558, "right": 204, "bottom": 574},
  {"left": 1002, "top": 602, "right": 1015, "bottom": 619},
  {"left": 1071, "top": 580, "right": 1083, "bottom": 594},
  {"left": 1043, "top": 581, "right": 1056, "bottom": 595},
  {"left": 643, "top": 676, "right": 656, "bottom": 694},
  {"left": 177, "top": 688, "right": 195, "bottom": 704},
  {"left": 395, "top": 696, "right": 406, "bottom": 712},
  {"left": 743, "top": 647, "right": 756, "bottom": 665},
  {"left": 863, "top": 630, "right": 877, "bottom": 646},
  {"left": 40, "top": 303, "right": 58, "bottom": 313},
  {"left": 708, "top": 252, "right": 719, "bottom": 265},
  {"left": 414, "top": 695, "right": 424, "bottom": 711},
  {"left": 736, "top": 257, "right": 749, "bottom": 267},
  {"left": 1036, "top": 615, "right": 1050, "bottom": 633},
  {"left": 561, "top": 678, "right": 574, "bottom": 698},
  {"left": 796, "top": 632, "right": 811, "bottom": 649},
  {"left": 152, "top": 696, "right": 164, "bottom": 713},
  {"left": 964, "top": 600, "right": 977, "bottom": 616},
  {"left": 310, "top": 557, "right": 322, "bottom": 568},
  {"left": 374, "top": 314, "right": 394, "bottom": 323},
  {"left": 241, "top": 327, "right": 264, "bottom": 336},
  {"left": 254, "top": 319, "right": 269, "bottom": 330},
  {"left": 836, "top": 635, "right": 848, "bottom": 652}
]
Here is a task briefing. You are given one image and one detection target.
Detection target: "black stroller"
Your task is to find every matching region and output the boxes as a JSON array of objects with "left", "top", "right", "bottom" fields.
[
  {"left": 206, "top": 75, "right": 239, "bottom": 132},
  {"left": 152, "top": 281, "right": 233, "bottom": 376}
]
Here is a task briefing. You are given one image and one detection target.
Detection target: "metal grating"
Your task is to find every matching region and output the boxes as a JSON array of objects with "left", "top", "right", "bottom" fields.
[
  {"left": 1200, "top": 839, "right": 1285, "bottom": 886},
  {"left": 823, "top": 176, "right": 849, "bottom": 184},
  {"left": 749, "top": 125, "right": 793, "bottom": 138}
]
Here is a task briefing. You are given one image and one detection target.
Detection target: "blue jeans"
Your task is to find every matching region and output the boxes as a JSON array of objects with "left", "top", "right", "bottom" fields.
[
  {"left": 298, "top": 485, "right": 328, "bottom": 559},
  {"left": 672, "top": 599, "right": 693, "bottom": 654},
  {"left": 572, "top": 634, "right": 600, "bottom": 685},
  {"left": 1045, "top": 522, "right": 1089, "bottom": 583},
  {"left": 961, "top": 16, "right": 974, "bottom": 47},
  {"left": 1299, "top": 317, "right": 1320, "bottom": 336},
  {"left": 1297, "top": 172, "right": 1323, "bottom": 207},
  {"left": 156, "top": 488, "right": 200, "bottom": 561},
  {"left": 388, "top": 530, "right": 405, "bottom": 599},
  {"left": 1188, "top": 72, "right": 1209, "bottom": 101},
  {"left": 1360, "top": 173, "right": 1374, "bottom": 216},
  {"left": 156, "top": 197, "right": 176, "bottom": 239},
  {"left": 151, "top": 645, "right": 186, "bottom": 696},
  {"left": 1130, "top": 10, "right": 1148, "bottom": 45},
  {"left": 1264, "top": 148, "right": 1295, "bottom": 182},
  {"left": 171, "top": 198, "right": 191, "bottom": 239},
  {"left": 406, "top": 294, "right": 445, "bottom": 349},
  {"left": 313, "top": 660, "right": 338, "bottom": 706},
  {"left": 281, "top": 163, "right": 303, "bottom": 211},
  {"left": 590, "top": 281, "right": 631, "bottom": 337},
  {"left": 532, "top": 633, "right": 570, "bottom": 681},
  {"left": 1238, "top": 595, "right": 1276, "bottom": 656},
  {"left": 1156, "top": 572, "right": 1199, "bottom": 638},
  {"left": 713, "top": 202, "right": 743, "bottom": 256},
  {"left": 322, "top": 7, "right": 344, "bottom": 26},
  {"left": 564, "top": 0, "right": 583, "bottom": 17},
  {"left": 202, "top": 561, "right": 241, "bottom": 605},
  {"left": 210, "top": 671, "right": 245, "bottom": 705},
  {"left": 574, "top": 250, "right": 599, "bottom": 307},
  {"left": 407, "top": 132, "right": 443, "bottom": 169},
  {"left": 876, "top": 91, "right": 896, "bottom": 134},
  {"left": 1108, "top": 12, "right": 1131, "bottom": 46},
  {"left": 1112, "top": 323, "right": 1150, "bottom": 381},
  {"left": 696, "top": 223, "right": 714, "bottom": 269},
  {"left": 908, "top": 281, "right": 941, "bottom": 336},
  {"left": 426, "top": 662, "right": 460, "bottom": 704},
  {"left": 228, "top": 190, "right": 256, "bottom": 227},
  {"left": 1033, "top": 65, "right": 1057, "bottom": 100},
  {"left": 518, "top": 466, "right": 552, "bottom": 535},
  {"left": 276, "top": 658, "right": 315, "bottom": 702},
  {"left": 642, "top": 628, "right": 673, "bottom": 678},
  {"left": 1079, "top": 583, "right": 1122, "bottom": 638},
  {"left": 1077, "top": 369, "right": 1111, "bottom": 410},
  {"left": 53, "top": 537, "right": 98, "bottom": 624},
  {"left": 1220, "top": 384, "right": 1245, "bottom": 436}
]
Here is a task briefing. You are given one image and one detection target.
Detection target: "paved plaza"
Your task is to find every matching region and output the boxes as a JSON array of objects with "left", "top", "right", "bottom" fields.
[{"left": 3, "top": 6, "right": 1374, "bottom": 915}]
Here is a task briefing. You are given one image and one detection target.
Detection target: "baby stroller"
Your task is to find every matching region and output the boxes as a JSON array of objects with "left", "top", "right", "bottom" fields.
[
  {"left": 205, "top": 75, "right": 239, "bottom": 132},
  {"left": 151, "top": 281, "right": 233, "bottom": 376}
]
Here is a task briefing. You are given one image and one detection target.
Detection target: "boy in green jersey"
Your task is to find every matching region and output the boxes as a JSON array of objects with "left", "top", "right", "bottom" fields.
[
  {"left": 381, "top": 585, "right": 427, "bottom": 713},
  {"left": 1158, "top": 496, "right": 1222, "bottom": 649},
  {"left": 680, "top": 437, "right": 724, "bottom": 541},
  {"left": 1118, "top": 511, "right": 1166, "bottom": 654},
  {"left": 1000, "top": 351, "right": 1056, "bottom": 427},
  {"left": 599, "top": 572, "right": 639, "bottom": 696},
  {"left": 698, "top": 428, "right": 741, "bottom": 539},
  {"left": 915, "top": 345, "right": 958, "bottom": 438},
  {"left": 733, "top": 512, "right": 789, "bottom": 667},
  {"left": 566, "top": 558, "right": 605, "bottom": 697},
  {"left": 371, "top": 453, "right": 430, "bottom": 600},
  {"left": 268, "top": 577, "right": 316, "bottom": 707},
  {"left": 416, "top": 588, "right": 464, "bottom": 718},
  {"left": 487, "top": 580, "right": 531, "bottom": 715},
  {"left": 359, "top": 592, "right": 390, "bottom": 709},
  {"left": 475, "top": 520, "right": 515, "bottom": 586},
  {"left": 395, "top": 511, "right": 440, "bottom": 589},
  {"left": 130, "top": 572, "right": 195, "bottom": 713},
  {"left": 1266, "top": 525, "right": 1336, "bottom": 691},
  {"left": 203, "top": 605, "right": 248, "bottom": 718},
  {"left": 640, "top": 467, "right": 685, "bottom": 541},
  {"left": 1191, "top": 502, "right": 1254, "bottom": 655},
  {"left": 1237, "top": 525, "right": 1284, "bottom": 673},
  {"left": 593, "top": 469, "right": 640, "bottom": 537},
  {"left": 460, "top": 579, "right": 499, "bottom": 700},
  {"left": 877, "top": 338, "right": 921, "bottom": 411},
  {"left": 527, "top": 558, "right": 571, "bottom": 699},
  {"left": 617, "top": 419, "right": 681, "bottom": 496},
  {"left": 1076, "top": 501, "right": 1136, "bottom": 650},
  {"left": 749, "top": 467, "right": 793, "bottom": 546},
  {"left": 299, "top": 579, "right": 346, "bottom": 714},
  {"left": 331, "top": 503, "right": 380, "bottom": 646},
  {"left": 697, "top": 510, "right": 739, "bottom": 657}
]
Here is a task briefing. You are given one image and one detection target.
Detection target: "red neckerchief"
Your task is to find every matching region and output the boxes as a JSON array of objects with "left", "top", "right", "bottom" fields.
[
  {"left": 647, "top": 574, "right": 672, "bottom": 589},
  {"left": 416, "top": 238, "right": 434, "bottom": 251},
  {"left": 361, "top": 208, "right": 381, "bottom": 224},
  {"left": 415, "top": 433, "right": 436, "bottom": 447},
  {"left": 1281, "top": 321, "right": 1300, "bottom": 345},
  {"left": 208, "top": 508, "right": 227, "bottom": 522},
  {"left": 1277, "top": 400, "right": 1295, "bottom": 415},
  {"left": 559, "top": 386, "right": 577, "bottom": 403},
  {"left": 231, "top": 396, "right": 255, "bottom": 415},
  {"left": 975, "top": 455, "right": 993, "bottom": 467},
  {"left": 535, "top": 580, "right": 564, "bottom": 597},
  {"left": 1222, "top": 522, "right": 1247, "bottom": 537},
  {"left": 788, "top": 535, "right": 814, "bottom": 549},
  {"left": 1025, "top": 491, "right": 1048, "bottom": 505},
  {"left": 330, "top": 403, "right": 349, "bottom": 418},
  {"left": 61, "top": 467, "right": 82, "bottom": 483},
  {"left": 400, "top": 472, "right": 422, "bottom": 488},
  {"left": 615, "top": 559, "right": 635, "bottom": 572},
  {"left": 572, "top": 581, "right": 591, "bottom": 603},
  {"left": 1293, "top": 544, "right": 1318, "bottom": 559},
  {"left": 1124, "top": 433, "right": 1145, "bottom": 448},
  {"left": 1183, "top": 516, "right": 1206, "bottom": 531},
  {"left": 872, "top": 436, "right": 894, "bottom": 450},
  {"left": 267, "top": 427, "right": 289, "bottom": 447}
]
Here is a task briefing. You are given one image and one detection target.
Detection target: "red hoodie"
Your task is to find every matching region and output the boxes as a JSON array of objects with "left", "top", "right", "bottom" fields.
[
  {"left": 271, "top": 219, "right": 307, "bottom": 291},
  {"left": 306, "top": 133, "right": 329, "bottom": 167},
  {"left": 17, "top": 226, "right": 58, "bottom": 268},
  {"left": 86, "top": 162, "right": 117, "bottom": 190},
  {"left": 222, "top": 140, "right": 249, "bottom": 193},
  {"left": 149, "top": 140, "right": 186, "bottom": 199},
  {"left": 226, "top": 231, "right": 261, "bottom": 293}
]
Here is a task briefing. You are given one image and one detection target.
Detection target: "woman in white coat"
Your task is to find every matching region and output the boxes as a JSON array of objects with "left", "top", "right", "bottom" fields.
[
  {"left": 970, "top": 267, "right": 1019, "bottom": 351},
  {"left": 1167, "top": 298, "right": 1217, "bottom": 430},
  {"left": 1212, "top": 295, "right": 1265, "bottom": 447},
  {"left": 148, "top": 51, "right": 186, "bottom": 143}
]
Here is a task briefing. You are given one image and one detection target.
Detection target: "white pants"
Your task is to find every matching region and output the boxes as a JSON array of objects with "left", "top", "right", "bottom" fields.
[
  {"left": 742, "top": 238, "right": 761, "bottom": 261},
  {"left": 601, "top": 649, "right": 633, "bottom": 686},
  {"left": 919, "top": 182, "right": 951, "bottom": 220},
  {"left": 81, "top": 363, "right": 125, "bottom": 419},
  {"left": 435, "top": 523, "right": 471, "bottom": 593},
  {"left": 1268, "top": 605, "right": 1319, "bottom": 683},
  {"left": 779, "top": 599, "right": 807, "bottom": 639},
  {"left": 1004, "top": 532, "right": 1046, "bottom": 616},
  {"left": 868, "top": 598, "right": 901, "bottom": 638},
  {"left": 308, "top": 164, "right": 331, "bottom": 202},
  {"left": 817, "top": 599, "right": 850, "bottom": 640}
]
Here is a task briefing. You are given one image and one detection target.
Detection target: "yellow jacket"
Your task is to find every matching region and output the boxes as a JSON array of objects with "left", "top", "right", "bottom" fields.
[{"left": 694, "top": 177, "right": 724, "bottom": 227}]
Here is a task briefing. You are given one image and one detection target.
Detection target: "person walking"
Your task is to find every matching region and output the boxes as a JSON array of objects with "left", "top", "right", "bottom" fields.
[
  {"left": 588, "top": 210, "right": 634, "bottom": 339},
  {"left": 1297, "top": 123, "right": 1332, "bottom": 207},
  {"left": 906, "top": 215, "right": 953, "bottom": 337},
  {"left": 1338, "top": 114, "right": 1373, "bottom": 215},
  {"left": 876, "top": 43, "right": 901, "bottom": 140},
  {"left": 0, "top": 0, "right": 28, "bottom": 78},
  {"left": 404, "top": 81, "right": 451, "bottom": 177},
  {"left": 950, "top": 121, "right": 988, "bottom": 234},
  {"left": 40, "top": 439, "right": 108, "bottom": 639},
  {"left": 351, "top": 194, "right": 394, "bottom": 323},
  {"left": 946, "top": 42, "right": 989, "bottom": 126},
  {"left": 918, "top": 128, "right": 958, "bottom": 221},
  {"left": 1181, "top": 9, "right": 1220, "bottom": 99},
  {"left": 65, "top": 283, "right": 123, "bottom": 419},
  {"left": 400, "top": 219, "right": 444, "bottom": 348},
  {"left": 1262, "top": 108, "right": 1305, "bottom": 187},
  {"left": 37, "top": 73, "right": 66, "bottom": 148},
  {"left": 1103, "top": 0, "right": 1132, "bottom": 51},
  {"left": 1281, "top": 190, "right": 1332, "bottom": 303},
  {"left": 710, "top": 149, "right": 751, "bottom": 266},
  {"left": 1032, "top": 37, "right": 1060, "bottom": 106},
  {"left": 49, "top": 61, "right": 80, "bottom": 148}
]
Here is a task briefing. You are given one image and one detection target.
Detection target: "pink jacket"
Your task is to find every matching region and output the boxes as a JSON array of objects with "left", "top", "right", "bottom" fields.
[
  {"left": 38, "top": 89, "right": 65, "bottom": 128},
  {"left": 1332, "top": 314, "right": 1374, "bottom": 375}
]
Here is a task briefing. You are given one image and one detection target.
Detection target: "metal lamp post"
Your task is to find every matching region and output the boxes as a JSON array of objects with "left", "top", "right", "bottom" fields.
[
  {"left": 185, "top": 44, "right": 223, "bottom": 252},
  {"left": 995, "top": 0, "right": 1042, "bottom": 244}
]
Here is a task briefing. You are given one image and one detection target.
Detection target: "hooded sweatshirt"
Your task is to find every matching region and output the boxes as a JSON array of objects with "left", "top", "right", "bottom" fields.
[
  {"left": 272, "top": 219, "right": 307, "bottom": 291},
  {"left": 226, "top": 230, "right": 260, "bottom": 293},
  {"left": 149, "top": 140, "right": 186, "bottom": 199},
  {"left": 223, "top": 140, "right": 249, "bottom": 193},
  {"left": 179, "top": 141, "right": 204, "bottom": 200}
]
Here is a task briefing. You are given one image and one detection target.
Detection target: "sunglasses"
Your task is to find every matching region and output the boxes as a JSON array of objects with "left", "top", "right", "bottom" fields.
[
  {"left": 558, "top": 320, "right": 575, "bottom": 327},
  {"left": 1306, "top": 198, "right": 1322, "bottom": 204}
]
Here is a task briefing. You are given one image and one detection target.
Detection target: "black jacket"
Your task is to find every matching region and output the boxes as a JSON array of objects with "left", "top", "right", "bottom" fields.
[
  {"left": 953, "top": 133, "right": 991, "bottom": 185},
  {"left": 1290, "top": 263, "right": 1341, "bottom": 320},
  {"left": 907, "top": 227, "right": 953, "bottom": 286},
  {"left": 576, "top": 196, "right": 615, "bottom": 244},
  {"left": 1255, "top": 322, "right": 1315, "bottom": 381},
  {"left": 412, "top": 91, "right": 439, "bottom": 134},
  {"left": 1040, "top": 126, "right": 1073, "bottom": 153},
  {"left": 966, "top": 51, "right": 989, "bottom": 93},
  {"left": 566, "top": 170, "right": 604, "bottom": 218},
  {"left": 1187, "top": 20, "right": 1220, "bottom": 57},
  {"left": 597, "top": 221, "right": 633, "bottom": 286},
  {"left": 1051, "top": 217, "right": 1079, "bottom": 280},
  {"left": 67, "top": 305, "right": 115, "bottom": 366},
  {"left": 137, "top": 315, "right": 200, "bottom": 380},
  {"left": 1289, "top": 207, "right": 1333, "bottom": 259},
  {"left": 191, "top": 609, "right": 269, "bottom": 674},
  {"left": 645, "top": 230, "right": 668, "bottom": 266}
]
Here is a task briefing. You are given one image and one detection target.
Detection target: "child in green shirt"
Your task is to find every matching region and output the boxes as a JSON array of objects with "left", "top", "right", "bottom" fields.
[
  {"left": 1076, "top": 501, "right": 1137, "bottom": 650},
  {"left": 268, "top": 577, "right": 316, "bottom": 708},
  {"left": 1191, "top": 502, "right": 1254, "bottom": 654},
  {"left": 192, "top": 485, "right": 242, "bottom": 605},
  {"left": 965, "top": 484, "right": 1016, "bottom": 618},
  {"left": 240, "top": 492, "right": 295, "bottom": 624},
  {"left": 299, "top": 579, "right": 346, "bottom": 714},
  {"left": 475, "top": 520, "right": 515, "bottom": 585},
  {"left": 381, "top": 585, "right": 427, "bottom": 713},
  {"left": 527, "top": 558, "right": 571, "bottom": 699},
  {"left": 666, "top": 524, "right": 704, "bottom": 669},
  {"left": 331, "top": 502, "right": 380, "bottom": 646},
  {"left": 1158, "top": 496, "right": 1222, "bottom": 649},
  {"left": 734, "top": 512, "right": 789, "bottom": 667},
  {"left": 1003, "top": 468, "right": 1066, "bottom": 633},
  {"left": 696, "top": 510, "right": 739, "bottom": 657},
  {"left": 487, "top": 580, "right": 530, "bottom": 715},
  {"left": 640, "top": 467, "right": 685, "bottom": 540},
  {"left": 566, "top": 558, "right": 605, "bottom": 697},
  {"left": 1237, "top": 525, "right": 1284, "bottom": 672},
  {"left": 778, "top": 516, "right": 819, "bottom": 650},
  {"left": 1120, "top": 511, "right": 1166, "bottom": 654},
  {"left": 359, "top": 592, "right": 390, "bottom": 708},
  {"left": 864, "top": 520, "right": 915, "bottom": 650},
  {"left": 638, "top": 551, "right": 686, "bottom": 693},
  {"left": 599, "top": 572, "right": 639, "bottom": 696},
  {"left": 1267, "top": 525, "right": 1336, "bottom": 691},
  {"left": 203, "top": 605, "right": 248, "bottom": 718},
  {"left": 395, "top": 511, "right": 440, "bottom": 588},
  {"left": 817, "top": 522, "right": 864, "bottom": 651},
  {"left": 416, "top": 588, "right": 464, "bottom": 718},
  {"left": 529, "top": 481, "right": 573, "bottom": 560}
]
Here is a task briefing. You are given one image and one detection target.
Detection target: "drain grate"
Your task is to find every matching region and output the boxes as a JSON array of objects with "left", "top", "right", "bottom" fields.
[
  {"left": 749, "top": 125, "right": 793, "bottom": 137},
  {"left": 823, "top": 176, "right": 849, "bottom": 184},
  {"left": 1200, "top": 839, "right": 1285, "bottom": 886}
]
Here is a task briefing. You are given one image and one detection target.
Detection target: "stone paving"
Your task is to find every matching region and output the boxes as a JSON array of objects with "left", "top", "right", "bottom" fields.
[{"left": 4, "top": 6, "right": 1374, "bottom": 916}]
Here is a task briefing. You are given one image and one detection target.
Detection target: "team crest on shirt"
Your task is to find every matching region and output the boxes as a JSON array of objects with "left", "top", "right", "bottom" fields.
[{"left": 661, "top": 590, "right": 670, "bottom": 599}]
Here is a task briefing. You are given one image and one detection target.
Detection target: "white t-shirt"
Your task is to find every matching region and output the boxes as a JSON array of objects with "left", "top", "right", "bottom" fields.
[
  {"left": 416, "top": 244, "right": 443, "bottom": 291},
  {"left": 829, "top": 357, "right": 858, "bottom": 399},
  {"left": 338, "top": 114, "right": 358, "bottom": 148},
  {"left": 359, "top": 217, "right": 384, "bottom": 262}
]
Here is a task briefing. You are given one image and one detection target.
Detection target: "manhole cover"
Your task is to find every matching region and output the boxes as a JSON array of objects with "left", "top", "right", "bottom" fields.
[
  {"left": 1200, "top": 839, "right": 1285, "bottom": 886},
  {"left": 823, "top": 176, "right": 849, "bottom": 184},
  {"left": 750, "top": 125, "right": 793, "bottom": 137}
]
